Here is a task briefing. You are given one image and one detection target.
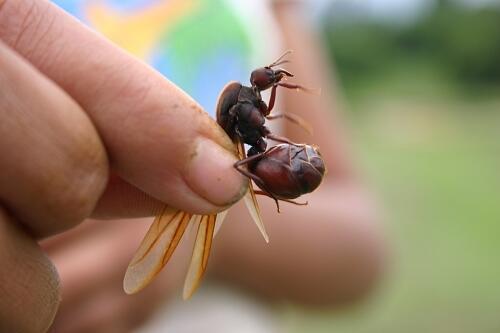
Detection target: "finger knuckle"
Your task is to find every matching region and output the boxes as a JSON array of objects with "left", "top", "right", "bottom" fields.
[{"left": 53, "top": 133, "right": 109, "bottom": 227}]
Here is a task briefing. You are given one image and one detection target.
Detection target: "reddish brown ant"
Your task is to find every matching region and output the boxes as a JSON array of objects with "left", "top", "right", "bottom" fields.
[
  {"left": 216, "top": 51, "right": 325, "bottom": 210},
  {"left": 235, "top": 144, "right": 326, "bottom": 211},
  {"left": 216, "top": 50, "right": 312, "bottom": 157}
]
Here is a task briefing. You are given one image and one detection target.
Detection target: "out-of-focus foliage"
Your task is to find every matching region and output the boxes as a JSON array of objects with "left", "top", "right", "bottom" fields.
[
  {"left": 323, "top": 0, "right": 500, "bottom": 93},
  {"left": 286, "top": 3, "right": 500, "bottom": 333}
]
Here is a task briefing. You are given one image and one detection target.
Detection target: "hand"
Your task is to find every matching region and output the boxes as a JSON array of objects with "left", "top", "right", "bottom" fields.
[
  {"left": 41, "top": 218, "right": 190, "bottom": 333},
  {"left": 0, "top": 1, "right": 246, "bottom": 332}
]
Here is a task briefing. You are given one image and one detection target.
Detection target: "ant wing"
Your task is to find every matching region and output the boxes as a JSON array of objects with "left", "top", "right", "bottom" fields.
[
  {"left": 123, "top": 206, "right": 192, "bottom": 294},
  {"left": 183, "top": 209, "right": 229, "bottom": 299},
  {"left": 183, "top": 214, "right": 216, "bottom": 299},
  {"left": 124, "top": 206, "right": 230, "bottom": 297},
  {"left": 244, "top": 183, "right": 269, "bottom": 243},
  {"left": 214, "top": 209, "right": 229, "bottom": 237},
  {"left": 236, "top": 141, "right": 269, "bottom": 243}
]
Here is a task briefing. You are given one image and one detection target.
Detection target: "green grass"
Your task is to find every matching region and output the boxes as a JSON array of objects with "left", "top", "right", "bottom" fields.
[{"left": 282, "top": 66, "right": 500, "bottom": 333}]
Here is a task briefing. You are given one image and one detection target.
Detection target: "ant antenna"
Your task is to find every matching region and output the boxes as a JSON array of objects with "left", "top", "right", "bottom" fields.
[
  {"left": 268, "top": 50, "right": 293, "bottom": 68},
  {"left": 271, "top": 59, "right": 290, "bottom": 68}
]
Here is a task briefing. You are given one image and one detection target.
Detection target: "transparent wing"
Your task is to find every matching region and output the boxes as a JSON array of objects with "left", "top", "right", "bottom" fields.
[
  {"left": 237, "top": 141, "right": 269, "bottom": 243},
  {"left": 214, "top": 209, "right": 229, "bottom": 237},
  {"left": 183, "top": 214, "right": 216, "bottom": 299},
  {"left": 124, "top": 206, "right": 230, "bottom": 297},
  {"left": 123, "top": 206, "right": 192, "bottom": 294},
  {"left": 244, "top": 183, "right": 269, "bottom": 243}
]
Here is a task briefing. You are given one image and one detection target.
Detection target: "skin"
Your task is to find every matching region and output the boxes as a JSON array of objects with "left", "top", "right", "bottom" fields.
[
  {"left": 0, "top": 1, "right": 246, "bottom": 332},
  {"left": 0, "top": 1, "right": 385, "bottom": 332}
]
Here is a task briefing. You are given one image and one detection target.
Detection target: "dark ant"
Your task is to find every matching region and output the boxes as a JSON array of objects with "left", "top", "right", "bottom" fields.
[
  {"left": 234, "top": 144, "right": 326, "bottom": 210},
  {"left": 216, "top": 50, "right": 312, "bottom": 157},
  {"left": 216, "top": 51, "right": 325, "bottom": 210}
]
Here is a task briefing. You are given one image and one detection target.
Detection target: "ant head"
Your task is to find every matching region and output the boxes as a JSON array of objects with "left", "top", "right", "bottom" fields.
[
  {"left": 250, "top": 67, "right": 278, "bottom": 91},
  {"left": 250, "top": 50, "right": 294, "bottom": 91}
]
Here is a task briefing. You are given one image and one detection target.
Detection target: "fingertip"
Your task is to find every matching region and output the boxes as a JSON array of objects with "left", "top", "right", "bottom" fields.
[{"left": 184, "top": 138, "right": 248, "bottom": 209}]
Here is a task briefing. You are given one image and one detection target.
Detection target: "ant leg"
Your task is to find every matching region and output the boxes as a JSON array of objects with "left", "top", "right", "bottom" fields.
[
  {"left": 266, "top": 113, "right": 313, "bottom": 135},
  {"left": 265, "top": 85, "right": 278, "bottom": 114},
  {"left": 274, "top": 69, "right": 294, "bottom": 77},
  {"left": 234, "top": 145, "right": 279, "bottom": 168},
  {"left": 278, "top": 82, "right": 320, "bottom": 95},
  {"left": 234, "top": 160, "right": 281, "bottom": 212},
  {"left": 254, "top": 191, "right": 308, "bottom": 206},
  {"left": 247, "top": 146, "right": 260, "bottom": 157},
  {"left": 266, "top": 70, "right": 295, "bottom": 114},
  {"left": 266, "top": 133, "right": 306, "bottom": 148},
  {"left": 234, "top": 151, "right": 264, "bottom": 167}
]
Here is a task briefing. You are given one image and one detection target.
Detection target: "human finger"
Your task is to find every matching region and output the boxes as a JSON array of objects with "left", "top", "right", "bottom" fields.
[
  {"left": 44, "top": 219, "right": 150, "bottom": 305},
  {"left": 90, "top": 174, "right": 165, "bottom": 219},
  {"left": 0, "top": 208, "right": 60, "bottom": 333},
  {"left": 44, "top": 219, "right": 184, "bottom": 332},
  {"left": 0, "top": 40, "right": 108, "bottom": 237},
  {"left": 0, "top": 0, "right": 247, "bottom": 215},
  {"left": 52, "top": 280, "right": 171, "bottom": 333}
]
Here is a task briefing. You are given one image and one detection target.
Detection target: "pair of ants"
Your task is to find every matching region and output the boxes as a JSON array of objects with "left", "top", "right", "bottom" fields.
[{"left": 216, "top": 51, "right": 326, "bottom": 210}]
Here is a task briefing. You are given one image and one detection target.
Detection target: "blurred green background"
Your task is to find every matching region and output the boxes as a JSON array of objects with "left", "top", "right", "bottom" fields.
[{"left": 285, "top": 1, "right": 500, "bottom": 332}]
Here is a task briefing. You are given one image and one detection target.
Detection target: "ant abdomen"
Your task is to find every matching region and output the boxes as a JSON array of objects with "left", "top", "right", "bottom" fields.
[{"left": 245, "top": 144, "right": 326, "bottom": 200}]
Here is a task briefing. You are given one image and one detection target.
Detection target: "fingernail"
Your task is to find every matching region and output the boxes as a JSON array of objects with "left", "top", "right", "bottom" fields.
[{"left": 185, "top": 138, "right": 247, "bottom": 207}]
